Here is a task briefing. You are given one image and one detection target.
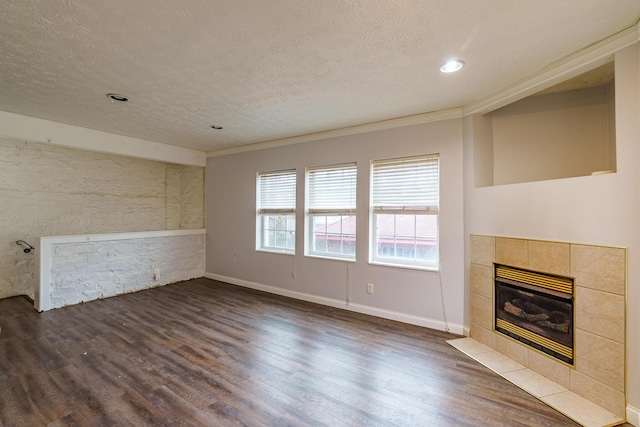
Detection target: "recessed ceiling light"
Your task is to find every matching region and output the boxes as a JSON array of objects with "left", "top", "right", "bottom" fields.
[
  {"left": 210, "top": 125, "right": 223, "bottom": 130},
  {"left": 107, "top": 93, "right": 128, "bottom": 102},
  {"left": 440, "top": 60, "right": 465, "bottom": 73}
]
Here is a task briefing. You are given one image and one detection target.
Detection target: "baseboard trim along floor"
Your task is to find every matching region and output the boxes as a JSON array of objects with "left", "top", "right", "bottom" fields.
[{"left": 204, "top": 272, "right": 469, "bottom": 335}]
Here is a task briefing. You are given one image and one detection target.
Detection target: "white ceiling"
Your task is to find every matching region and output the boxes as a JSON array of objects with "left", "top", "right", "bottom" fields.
[{"left": 0, "top": 1, "right": 638, "bottom": 153}]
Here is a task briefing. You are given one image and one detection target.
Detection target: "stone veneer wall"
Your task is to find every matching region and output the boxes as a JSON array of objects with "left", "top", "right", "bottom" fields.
[
  {"left": 43, "top": 231, "right": 205, "bottom": 310},
  {"left": 0, "top": 137, "right": 204, "bottom": 299},
  {"left": 470, "top": 235, "right": 626, "bottom": 417}
]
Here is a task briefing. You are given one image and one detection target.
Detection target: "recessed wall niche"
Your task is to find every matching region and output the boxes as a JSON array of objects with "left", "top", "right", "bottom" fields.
[{"left": 473, "top": 62, "right": 616, "bottom": 187}]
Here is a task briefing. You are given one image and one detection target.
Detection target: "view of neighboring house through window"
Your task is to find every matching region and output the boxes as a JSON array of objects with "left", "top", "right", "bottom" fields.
[
  {"left": 256, "top": 169, "right": 296, "bottom": 253},
  {"left": 306, "top": 163, "right": 357, "bottom": 260},
  {"left": 370, "top": 154, "right": 439, "bottom": 269}
]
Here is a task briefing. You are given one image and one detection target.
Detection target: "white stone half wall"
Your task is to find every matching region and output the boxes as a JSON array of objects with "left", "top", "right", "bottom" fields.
[
  {"left": 0, "top": 137, "right": 205, "bottom": 299},
  {"left": 37, "top": 230, "right": 205, "bottom": 311}
]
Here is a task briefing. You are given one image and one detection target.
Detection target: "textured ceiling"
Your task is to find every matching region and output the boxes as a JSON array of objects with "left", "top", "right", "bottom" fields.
[
  {"left": 0, "top": 0, "right": 639, "bottom": 153},
  {"left": 534, "top": 63, "right": 615, "bottom": 96}
]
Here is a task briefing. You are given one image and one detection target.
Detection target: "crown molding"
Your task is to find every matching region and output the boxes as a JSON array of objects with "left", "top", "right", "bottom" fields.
[
  {"left": 207, "top": 22, "right": 639, "bottom": 158},
  {"left": 206, "top": 108, "right": 463, "bottom": 157},
  {"left": 463, "top": 21, "right": 640, "bottom": 115}
]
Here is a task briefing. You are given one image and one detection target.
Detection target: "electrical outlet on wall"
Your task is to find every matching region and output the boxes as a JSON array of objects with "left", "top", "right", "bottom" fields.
[
  {"left": 153, "top": 268, "right": 160, "bottom": 280},
  {"left": 366, "top": 283, "right": 373, "bottom": 294}
]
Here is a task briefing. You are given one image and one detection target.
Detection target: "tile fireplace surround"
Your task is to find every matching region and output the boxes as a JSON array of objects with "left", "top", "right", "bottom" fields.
[{"left": 469, "top": 235, "right": 626, "bottom": 421}]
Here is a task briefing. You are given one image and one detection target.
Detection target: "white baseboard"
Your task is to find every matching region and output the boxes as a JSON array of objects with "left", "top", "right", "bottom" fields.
[
  {"left": 203, "top": 272, "right": 467, "bottom": 336},
  {"left": 627, "top": 405, "right": 639, "bottom": 426}
]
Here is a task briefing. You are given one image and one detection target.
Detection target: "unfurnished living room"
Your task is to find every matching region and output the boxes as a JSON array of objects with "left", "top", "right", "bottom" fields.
[{"left": 1, "top": 1, "right": 640, "bottom": 426}]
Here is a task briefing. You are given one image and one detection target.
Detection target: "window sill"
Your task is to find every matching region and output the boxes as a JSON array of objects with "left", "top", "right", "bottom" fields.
[
  {"left": 368, "top": 260, "right": 439, "bottom": 272},
  {"left": 257, "top": 248, "right": 295, "bottom": 256},
  {"left": 305, "top": 253, "right": 356, "bottom": 263}
]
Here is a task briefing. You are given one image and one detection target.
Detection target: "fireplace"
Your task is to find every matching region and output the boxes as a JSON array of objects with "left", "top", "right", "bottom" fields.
[
  {"left": 470, "top": 236, "right": 626, "bottom": 417},
  {"left": 494, "top": 264, "right": 574, "bottom": 365}
]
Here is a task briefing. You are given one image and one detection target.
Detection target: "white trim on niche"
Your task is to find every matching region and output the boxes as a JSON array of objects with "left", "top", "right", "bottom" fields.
[
  {"left": 463, "top": 21, "right": 640, "bottom": 115},
  {"left": 36, "top": 229, "right": 206, "bottom": 312},
  {"left": 203, "top": 272, "right": 468, "bottom": 336}
]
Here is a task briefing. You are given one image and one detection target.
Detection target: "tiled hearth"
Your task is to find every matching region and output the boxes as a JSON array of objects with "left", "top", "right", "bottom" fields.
[
  {"left": 448, "top": 337, "right": 623, "bottom": 427},
  {"left": 463, "top": 235, "right": 626, "bottom": 426}
]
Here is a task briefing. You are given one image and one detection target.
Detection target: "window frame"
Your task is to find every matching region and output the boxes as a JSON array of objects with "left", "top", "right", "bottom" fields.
[
  {"left": 305, "top": 163, "right": 357, "bottom": 261},
  {"left": 256, "top": 169, "right": 297, "bottom": 254},
  {"left": 369, "top": 154, "right": 439, "bottom": 271}
]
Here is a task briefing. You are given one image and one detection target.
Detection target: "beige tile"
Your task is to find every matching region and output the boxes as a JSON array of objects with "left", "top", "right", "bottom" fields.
[
  {"left": 469, "top": 322, "right": 495, "bottom": 349},
  {"left": 575, "top": 286, "right": 625, "bottom": 344},
  {"left": 528, "top": 240, "right": 570, "bottom": 276},
  {"left": 472, "top": 350, "right": 525, "bottom": 374},
  {"left": 575, "top": 329, "right": 624, "bottom": 392},
  {"left": 470, "top": 293, "right": 492, "bottom": 330},
  {"left": 541, "top": 391, "right": 624, "bottom": 427},
  {"left": 495, "top": 237, "right": 528, "bottom": 268},
  {"left": 571, "top": 245, "right": 626, "bottom": 295},
  {"left": 494, "top": 334, "right": 528, "bottom": 366},
  {"left": 527, "top": 349, "right": 571, "bottom": 389},
  {"left": 470, "top": 235, "right": 495, "bottom": 267},
  {"left": 470, "top": 264, "right": 493, "bottom": 299},
  {"left": 571, "top": 370, "right": 626, "bottom": 418},
  {"left": 502, "top": 368, "right": 567, "bottom": 398},
  {"left": 446, "top": 337, "right": 493, "bottom": 356},
  {"left": 453, "top": 338, "right": 625, "bottom": 427}
]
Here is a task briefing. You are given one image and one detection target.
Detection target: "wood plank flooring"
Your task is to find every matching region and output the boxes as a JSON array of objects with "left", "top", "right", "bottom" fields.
[{"left": 0, "top": 278, "right": 609, "bottom": 426}]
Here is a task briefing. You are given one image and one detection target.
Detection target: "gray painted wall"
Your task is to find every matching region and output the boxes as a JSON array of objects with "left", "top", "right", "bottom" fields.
[{"left": 206, "top": 119, "right": 465, "bottom": 330}]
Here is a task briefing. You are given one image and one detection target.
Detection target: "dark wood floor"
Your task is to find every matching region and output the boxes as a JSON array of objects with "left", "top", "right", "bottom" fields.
[{"left": 0, "top": 278, "right": 594, "bottom": 426}]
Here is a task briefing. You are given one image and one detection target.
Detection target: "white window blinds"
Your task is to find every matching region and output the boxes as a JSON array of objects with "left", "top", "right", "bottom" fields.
[
  {"left": 257, "top": 170, "right": 296, "bottom": 214},
  {"left": 307, "top": 163, "right": 357, "bottom": 215},
  {"left": 371, "top": 155, "right": 439, "bottom": 214}
]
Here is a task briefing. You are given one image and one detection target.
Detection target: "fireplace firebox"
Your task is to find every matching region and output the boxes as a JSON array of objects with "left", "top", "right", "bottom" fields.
[{"left": 494, "top": 264, "right": 574, "bottom": 365}]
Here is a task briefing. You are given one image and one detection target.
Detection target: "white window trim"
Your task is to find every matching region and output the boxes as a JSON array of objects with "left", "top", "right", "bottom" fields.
[
  {"left": 369, "top": 154, "right": 439, "bottom": 270},
  {"left": 256, "top": 169, "right": 297, "bottom": 254},
  {"left": 257, "top": 214, "right": 297, "bottom": 255},
  {"left": 369, "top": 214, "right": 439, "bottom": 272},
  {"left": 305, "top": 163, "right": 357, "bottom": 261}
]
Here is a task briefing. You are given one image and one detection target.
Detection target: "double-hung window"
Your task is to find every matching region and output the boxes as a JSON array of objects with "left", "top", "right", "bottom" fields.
[
  {"left": 370, "top": 155, "right": 439, "bottom": 270},
  {"left": 257, "top": 169, "right": 296, "bottom": 254},
  {"left": 306, "top": 163, "right": 357, "bottom": 260}
]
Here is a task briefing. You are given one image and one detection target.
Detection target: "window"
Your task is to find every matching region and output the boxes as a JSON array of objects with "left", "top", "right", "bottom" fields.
[
  {"left": 370, "top": 155, "right": 439, "bottom": 269},
  {"left": 257, "top": 169, "right": 296, "bottom": 253},
  {"left": 306, "top": 163, "right": 357, "bottom": 260}
]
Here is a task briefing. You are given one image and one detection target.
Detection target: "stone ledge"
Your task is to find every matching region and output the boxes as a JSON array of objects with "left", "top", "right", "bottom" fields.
[{"left": 448, "top": 337, "right": 625, "bottom": 427}]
